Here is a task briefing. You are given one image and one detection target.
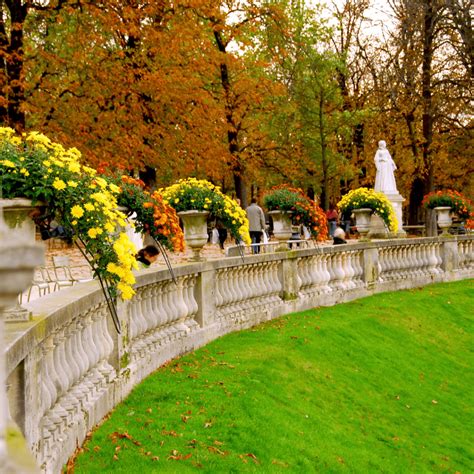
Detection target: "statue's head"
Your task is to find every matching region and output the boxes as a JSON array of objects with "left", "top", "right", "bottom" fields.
[{"left": 378, "top": 140, "right": 386, "bottom": 148}]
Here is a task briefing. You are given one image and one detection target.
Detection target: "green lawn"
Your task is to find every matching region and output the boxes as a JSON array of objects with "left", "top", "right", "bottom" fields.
[{"left": 71, "top": 280, "right": 473, "bottom": 473}]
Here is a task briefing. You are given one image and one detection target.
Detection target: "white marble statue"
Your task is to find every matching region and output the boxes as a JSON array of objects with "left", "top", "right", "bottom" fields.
[{"left": 374, "top": 140, "right": 398, "bottom": 193}]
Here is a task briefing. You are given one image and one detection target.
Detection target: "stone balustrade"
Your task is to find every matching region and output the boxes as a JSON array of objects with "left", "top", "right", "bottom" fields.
[{"left": 4, "top": 235, "right": 474, "bottom": 473}]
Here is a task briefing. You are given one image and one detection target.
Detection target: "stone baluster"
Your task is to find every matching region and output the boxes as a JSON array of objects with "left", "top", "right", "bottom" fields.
[
  {"left": 405, "top": 244, "right": 415, "bottom": 277},
  {"left": 344, "top": 251, "right": 356, "bottom": 289},
  {"left": 184, "top": 274, "right": 199, "bottom": 331},
  {"left": 310, "top": 256, "right": 320, "bottom": 292},
  {"left": 75, "top": 317, "right": 97, "bottom": 409},
  {"left": 82, "top": 311, "right": 102, "bottom": 401},
  {"left": 326, "top": 254, "right": 337, "bottom": 290},
  {"left": 401, "top": 245, "right": 410, "bottom": 277},
  {"left": 238, "top": 265, "right": 250, "bottom": 311},
  {"left": 128, "top": 290, "right": 141, "bottom": 355},
  {"left": 257, "top": 264, "right": 267, "bottom": 300},
  {"left": 246, "top": 265, "right": 255, "bottom": 301},
  {"left": 426, "top": 242, "right": 439, "bottom": 275},
  {"left": 220, "top": 269, "right": 231, "bottom": 309},
  {"left": 51, "top": 330, "right": 69, "bottom": 399},
  {"left": 237, "top": 266, "right": 249, "bottom": 310},
  {"left": 39, "top": 341, "right": 56, "bottom": 419},
  {"left": 175, "top": 277, "right": 191, "bottom": 335},
  {"left": 353, "top": 250, "right": 364, "bottom": 287},
  {"left": 141, "top": 286, "right": 153, "bottom": 336},
  {"left": 150, "top": 281, "right": 166, "bottom": 345},
  {"left": 297, "top": 258, "right": 308, "bottom": 295},
  {"left": 214, "top": 270, "right": 223, "bottom": 310},
  {"left": 161, "top": 281, "right": 175, "bottom": 340},
  {"left": 230, "top": 267, "right": 241, "bottom": 308},
  {"left": 393, "top": 246, "right": 403, "bottom": 280},
  {"left": 239, "top": 267, "right": 251, "bottom": 313},
  {"left": 97, "top": 305, "right": 115, "bottom": 382},
  {"left": 306, "top": 256, "right": 316, "bottom": 294},
  {"left": 418, "top": 243, "right": 427, "bottom": 276},
  {"left": 388, "top": 247, "right": 397, "bottom": 280},
  {"left": 320, "top": 254, "right": 331, "bottom": 293},
  {"left": 414, "top": 244, "right": 424, "bottom": 276},
  {"left": 332, "top": 252, "right": 345, "bottom": 290},
  {"left": 272, "top": 261, "right": 282, "bottom": 297},
  {"left": 171, "top": 279, "right": 185, "bottom": 338}
]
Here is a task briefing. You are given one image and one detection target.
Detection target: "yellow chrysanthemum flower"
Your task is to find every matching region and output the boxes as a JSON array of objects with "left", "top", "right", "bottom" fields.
[
  {"left": 71, "top": 205, "right": 84, "bottom": 219},
  {"left": 53, "top": 178, "right": 66, "bottom": 191}
]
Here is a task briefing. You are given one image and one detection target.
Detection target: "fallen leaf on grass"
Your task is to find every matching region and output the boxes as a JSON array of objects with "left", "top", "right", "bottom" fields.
[
  {"left": 272, "top": 459, "right": 289, "bottom": 467},
  {"left": 207, "top": 446, "right": 228, "bottom": 456},
  {"left": 168, "top": 450, "right": 192, "bottom": 461},
  {"left": 162, "top": 430, "right": 179, "bottom": 437},
  {"left": 241, "top": 453, "right": 259, "bottom": 464}
]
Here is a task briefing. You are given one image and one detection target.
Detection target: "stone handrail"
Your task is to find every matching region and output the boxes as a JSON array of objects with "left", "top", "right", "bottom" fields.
[{"left": 4, "top": 236, "right": 474, "bottom": 473}]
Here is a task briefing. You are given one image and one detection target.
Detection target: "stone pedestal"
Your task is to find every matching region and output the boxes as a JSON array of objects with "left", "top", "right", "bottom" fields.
[{"left": 368, "top": 192, "right": 406, "bottom": 238}]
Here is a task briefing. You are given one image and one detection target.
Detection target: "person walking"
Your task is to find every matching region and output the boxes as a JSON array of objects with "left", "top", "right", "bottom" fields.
[{"left": 246, "top": 198, "right": 266, "bottom": 254}]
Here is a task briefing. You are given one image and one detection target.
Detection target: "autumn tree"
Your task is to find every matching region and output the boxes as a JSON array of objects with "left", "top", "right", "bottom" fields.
[{"left": 24, "top": 1, "right": 229, "bottom": 179}]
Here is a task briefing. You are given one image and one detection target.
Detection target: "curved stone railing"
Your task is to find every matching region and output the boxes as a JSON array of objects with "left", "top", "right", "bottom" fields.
[{"left": 4, "top": 236, "right": 474, "bottom": 473}]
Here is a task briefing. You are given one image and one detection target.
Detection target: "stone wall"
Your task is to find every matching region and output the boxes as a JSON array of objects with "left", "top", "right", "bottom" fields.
[{"left": 4, "top": 236, "right": 474, "bottom": 473}]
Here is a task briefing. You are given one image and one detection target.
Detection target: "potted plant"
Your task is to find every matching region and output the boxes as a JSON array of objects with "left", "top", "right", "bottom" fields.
[
  {"left": 0, "top": 127, "right": 137, "bottom": 329},
  {"left": 422, "top": 190, "right": 474, "bottom": 235},
  {"left": 337, "top": 187, "right": 398, "bottom": 239},
  {"left": 263, "top": 185, "right": 328, "bottom": 244},
  {"left": 109, "top": 174, "right": 185, "bottom": 252},
  {"left": 159, "top": 178, "right": 251, "bottom": 260}
]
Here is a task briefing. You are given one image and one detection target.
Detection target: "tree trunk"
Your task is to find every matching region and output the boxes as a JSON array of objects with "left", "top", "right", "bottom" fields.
[
  {"left": 421, "top": 0, "right": 437, "bottom": 236},
  {"left": 319, "top": 91, "right": 329, "bottom": 210},
  {"left": 213, "top": 29, "right": 245, "bottom": 204},
  {"left": 4, "top": 0, "right": 28, "bottom": 131}
]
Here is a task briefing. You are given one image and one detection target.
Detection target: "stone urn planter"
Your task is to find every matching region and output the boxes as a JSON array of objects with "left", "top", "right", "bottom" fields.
[
  {"left": 434, "top": 206, "right": 452, "bottom": 236},
  {"left": 353, "top": 208, "right": 373, "bottom": 240},
  {"left": 177, "top": 210, "right": 210, "bottom": 261},
  {"left": 1, "top": 199, "right": 43, "bottom": 322},
  {"left": 268, "top": 210, "right": 293, "bottom": 249},
  {"left": 0, "top": 198, "right": 38, "bottom": 244}
]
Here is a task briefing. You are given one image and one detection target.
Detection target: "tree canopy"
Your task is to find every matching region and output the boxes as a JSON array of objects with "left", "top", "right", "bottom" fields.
[{"left": 1, "top": 0, "right": 472, "bottom": 223}]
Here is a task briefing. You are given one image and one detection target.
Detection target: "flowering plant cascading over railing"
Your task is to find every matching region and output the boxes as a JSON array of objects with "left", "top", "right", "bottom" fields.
[
  {"left": 337, "top": 187, "right": 398, "bottom": 233},
  {"left": 112, "top": 175, "right": 185, "bottom": 252},
  {"left": 158, "top": 178, "right": 251, "bottom": 245},
  {"left": 111, "top": 174, "right": 185, "bottom": 280},
  {"left": 0, "top": 127, "right": 138, "bottom": 331},
  {"left": 422, "top": 190, "right": 474, "bottom": 230},
  {"left": 262, "top": 185, "right": 328, "bottom": 241}
]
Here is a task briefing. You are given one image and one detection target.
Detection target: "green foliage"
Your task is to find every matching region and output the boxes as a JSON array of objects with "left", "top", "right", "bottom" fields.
[
  {"left": 72, "top": 280, "right": 473, "bottom": 473},
  {"left": 159, "top": 178, "right": 251, "bottom": 244}
]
